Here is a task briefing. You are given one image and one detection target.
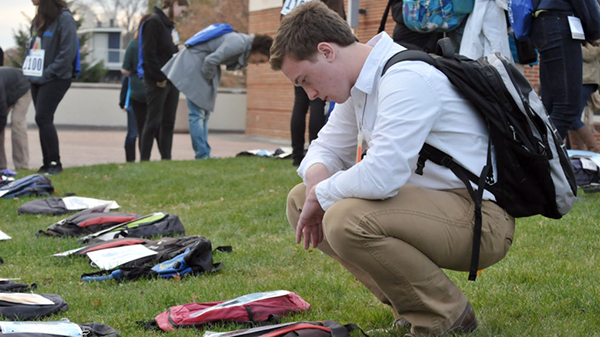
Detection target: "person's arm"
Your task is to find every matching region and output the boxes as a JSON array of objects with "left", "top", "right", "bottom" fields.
[
  {"left": 201, "top": 35, "right": 248, "bottom": 79},
  {"left": 42, "top": 12, "right": 78, "bottom": 81},
  {"left": 295, "top": 163, "right": 331, "bottom": 249},
  {"left": 572, "top": 0, "right": 600, "bottom": 43},
  {"left": 141, "top": 18, "right": 169, "bottom": 83}
]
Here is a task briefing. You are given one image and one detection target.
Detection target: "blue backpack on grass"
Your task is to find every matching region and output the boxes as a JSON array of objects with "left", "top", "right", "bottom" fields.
[{"left": 0, "top": 174, "right": 53, "bottom": 199}]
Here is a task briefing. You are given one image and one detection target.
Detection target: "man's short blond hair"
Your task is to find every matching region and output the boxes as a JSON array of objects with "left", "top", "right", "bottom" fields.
[{"left": 269, "top": 1, "right": 357, "bottom": 71}]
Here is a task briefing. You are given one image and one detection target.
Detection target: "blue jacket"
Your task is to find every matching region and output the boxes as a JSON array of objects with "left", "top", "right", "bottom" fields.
[{"left": 536, "top": 0, "right": 600, "bottom": 41}]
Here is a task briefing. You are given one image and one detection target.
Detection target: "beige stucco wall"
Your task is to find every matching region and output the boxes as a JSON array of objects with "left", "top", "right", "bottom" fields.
[{"left": 25, "top": 83, "right": 247, "bottom": 133}]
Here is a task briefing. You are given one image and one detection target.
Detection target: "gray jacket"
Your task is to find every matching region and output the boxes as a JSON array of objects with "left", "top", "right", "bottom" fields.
[
  {"left": 161, "top": 32, "right": 254, "bottom": 111},
  {"left": 27, "top": 8, "right": 78, "bottom": 85}
]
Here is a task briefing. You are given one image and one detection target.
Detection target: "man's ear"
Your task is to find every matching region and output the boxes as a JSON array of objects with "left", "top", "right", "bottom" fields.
[{"left": 316, "top": 42, "right": 335, "bottom": 62}]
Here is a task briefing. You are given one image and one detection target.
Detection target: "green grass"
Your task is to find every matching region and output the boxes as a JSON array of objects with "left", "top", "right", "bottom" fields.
[{"left": 1, "top": 157, "right": 600, "bottom": 336}]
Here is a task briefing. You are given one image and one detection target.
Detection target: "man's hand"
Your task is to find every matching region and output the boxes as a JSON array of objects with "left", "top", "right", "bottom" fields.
[
  {"left": 592, "top": 38, "right": 600, "bottom": 46},
  {"left": 296, "top": 186, "right": 325, "bottom": 250},
  {"left": 156, "top": 80, "right": 167, "bottom": 88}
]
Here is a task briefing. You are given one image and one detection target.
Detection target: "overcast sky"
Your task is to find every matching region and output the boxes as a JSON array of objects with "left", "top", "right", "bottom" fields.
[{"left": 0, "top": 1, "right": 36, "bottom": 50}]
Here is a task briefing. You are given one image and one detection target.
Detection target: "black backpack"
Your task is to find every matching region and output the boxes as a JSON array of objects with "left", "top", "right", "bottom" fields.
[
  {"left": 80, "top": 236, "right": 229, "bottom": 282},
  {"left": 198, "top": 320, "right": 368, "bottom": 337},
  {"left": 0, "top": 321, "right": 120, "bottom": 336},
  {"left": 36, "top": 207, "right": 139, "bottom": 238},
  {"left": 382, "top": 38, "right": 578, "bottom": 280},
  {"left": 0, "top": 174, "right": 53, "bottom": 199},
  {"left": 77, "top": 212, "right": 186, "bottom": 244},
  {"left": 0, "top": 293, "right": 68, "bottom": 320}
]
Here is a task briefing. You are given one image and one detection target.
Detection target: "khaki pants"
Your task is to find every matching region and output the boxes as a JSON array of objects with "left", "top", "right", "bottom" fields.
[
  {"left": 0, "top": 90, "right": 31, "bottom": 169},
  {"left": 287, "top": 183, "right": 515, "bottom": 336}
]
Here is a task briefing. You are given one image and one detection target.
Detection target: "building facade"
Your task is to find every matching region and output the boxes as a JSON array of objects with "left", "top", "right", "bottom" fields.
[{"left": 246, "top": 0, "right": 540, "bottom": 140}]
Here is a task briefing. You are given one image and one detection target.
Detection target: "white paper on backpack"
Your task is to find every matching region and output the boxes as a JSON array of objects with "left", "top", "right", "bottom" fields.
[
  {"left": 0, "top": 293, "right": 55, "bottom": 305},
  {"left": 61, "top": 197, "right": 120, "bottom": 211},
  {"left": 190, "top": 290, "right": 291, "bottom": 318},
  {"left": 0, "top": 321, "right": 82, "bottom": 336},
  {"left": 580, "top": 157, "right": 599, "bottom": 171},
  {"left": 0, "top": 230, "right": 11, "bottom": 240},
  {"left": 86, "top": 244, "right": 157, "bottom": 270}
]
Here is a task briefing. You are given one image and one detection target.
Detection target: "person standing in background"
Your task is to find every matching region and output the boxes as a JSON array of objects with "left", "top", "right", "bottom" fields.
[
  {"left": 162, "top": 31, "right": 273, "bottom": 160},
  {"left": 0, "top": 67, "right": 31, "bottom": 170},
  {"left": 25, "top": 0, "right": 78, "bottom": 175},
  {"left": 568, "top": 41, "right": 600, "bottom": 152},
  {"left": 530, "top": 0, "right": 600, "bottom": 142},
  {"left": 139, "top": 0, "right": 188, "bottom": 161},
  {"left": 283, "top": 0, "right": 346, "bottom": 167},
  {"left": 121, "top": 15, "right": 151, "bottom": 162}
]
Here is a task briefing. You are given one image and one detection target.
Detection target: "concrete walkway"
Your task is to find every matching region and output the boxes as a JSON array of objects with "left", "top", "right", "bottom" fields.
[{"left": 2, "top": 128, "right": 290, "bottom": 170}]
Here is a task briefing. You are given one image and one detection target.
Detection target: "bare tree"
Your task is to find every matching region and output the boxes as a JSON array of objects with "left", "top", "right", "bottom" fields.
[{"left": 82, "top": 0, "right": 148, "bottom": 45}]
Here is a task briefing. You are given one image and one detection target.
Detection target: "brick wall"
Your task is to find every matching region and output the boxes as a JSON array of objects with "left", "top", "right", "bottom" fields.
[
  {"left": 246, "top": 2, "right": 541, "bottom": 140},
  {"left": 246, "top": 0, "right": 396, "bottom": 140}
]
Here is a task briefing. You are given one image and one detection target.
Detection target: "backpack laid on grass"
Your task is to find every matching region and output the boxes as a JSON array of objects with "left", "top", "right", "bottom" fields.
[
  {"left": 202, "top": 320, "right": 368, "bottom": 337},
  {"left": 0, "top": 174, "right": 53, "bottom": 199},
  {"left": 382, "top": 38, "right": 577, "bottom": 281},
  {"left": 570, "top": 157, "right": 600, "bottom": 188},
  {"left": 75, "top": 235, "right": 229, "bottom": 269},
  {"left": 36, "top": 205, "right": 138, "bottom": 238},
  {"left": 145, "top": 290, "right": 311, "bottom": 332},
  {"left": 0, "top": 293, "right": 67, "bottom": 320},
  {"left": 0, "top": 280, "right": 37, "bottom": 293},
  {"left": 80, "top": 236, "right": 229, "bottom": 282},
  {"left": 0, "top": 321, "right": 120, "bottom": 336},
  {"left": 18, "top": 196, "right": 120, "bottom": 215},
  {"left": 77, "top": 212, "right": 186, "bottom": 244}
]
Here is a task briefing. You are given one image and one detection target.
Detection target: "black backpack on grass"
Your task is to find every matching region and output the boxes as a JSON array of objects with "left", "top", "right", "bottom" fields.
[
  {"left": 77, "top": 212, "right": 186, "bottom": 244},
  {"left": 0, "top": 321, "right": 120, "bottom": 336},
  {"left": 0, "top": 174, "right": 53, "bottom": 199},
  {"left": 37, "top": 207, "right": 139, "bottom": 238},
  {"left": 0, "top": 293, "right": 67, "bottom": 320},
  {"left": 382, "top": 38, "right": 578, "bottom": 281},
  {"left": 194, "top": 320, "right": 368, "bottom": 337}
]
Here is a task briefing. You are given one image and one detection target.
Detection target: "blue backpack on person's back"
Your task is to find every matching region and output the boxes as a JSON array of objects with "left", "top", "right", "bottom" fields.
[
  {"left": 402, "top": 0, "right": 474, "bottom": 33},
  {"left": 136, "top": 23, "right": 233, "bottom": 79},
  {"left": 184, "top": 23, "right": 233, "bottom": 47},
  {"left": 508, "top": 0, "right": 535, "bottom": 41}
]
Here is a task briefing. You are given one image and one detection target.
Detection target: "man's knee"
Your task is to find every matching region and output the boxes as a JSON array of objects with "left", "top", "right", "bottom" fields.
[{"left": 286, "top": 183, "right": 306, "bottom": 230}]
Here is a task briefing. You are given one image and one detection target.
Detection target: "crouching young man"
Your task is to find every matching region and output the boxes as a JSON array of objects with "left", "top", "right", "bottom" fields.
[{"left": 270, "top": 2, "right": 515, "bottom": 336}]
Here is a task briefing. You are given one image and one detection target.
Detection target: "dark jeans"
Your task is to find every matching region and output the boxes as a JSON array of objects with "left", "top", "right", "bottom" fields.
[
  {"left": 140, "top": 80, "right": 179, "bottom": 161},
  {"left": 30, "top": 78, "right": 71, "bottom": 166},
  {"left": 124, "top": 107, "right": 138, "bottom": 162},
  {"left": 290, "top": 86, "right": 326, "bottom": 161},
  {"left": 531, "top": 12, "right": 583, "bottom": 140},
  {"left": 125, "top": 98, "right": 149, "bottom": 162}
]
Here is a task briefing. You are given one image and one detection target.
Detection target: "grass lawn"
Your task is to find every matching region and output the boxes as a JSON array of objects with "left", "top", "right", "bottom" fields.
[{"left": 0, "top": 157, "right": 599, "bottom": 336}]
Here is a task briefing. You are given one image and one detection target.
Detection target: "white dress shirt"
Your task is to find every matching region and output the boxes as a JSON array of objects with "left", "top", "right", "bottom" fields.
[{"left": 298, "top": 32, "right": 495, "bottom": 211}]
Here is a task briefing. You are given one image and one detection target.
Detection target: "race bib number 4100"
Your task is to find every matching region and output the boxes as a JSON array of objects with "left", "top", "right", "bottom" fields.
[{"left": 22, "top": 49, "right": 45, "bottom": 77}]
